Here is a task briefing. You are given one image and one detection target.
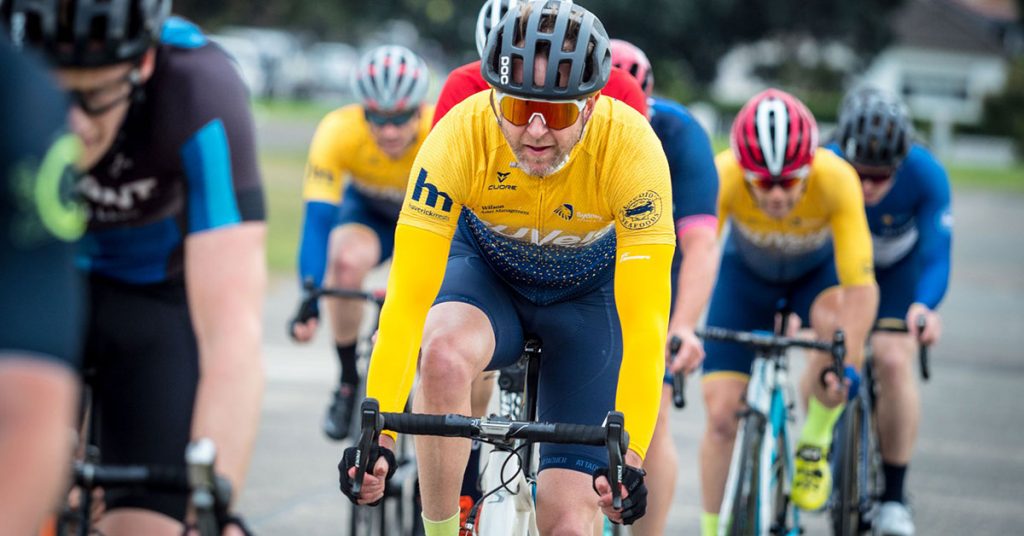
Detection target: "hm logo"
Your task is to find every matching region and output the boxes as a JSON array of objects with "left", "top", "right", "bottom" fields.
[{"left": 412, "top": 169, "right": 453, "bottom": 212}]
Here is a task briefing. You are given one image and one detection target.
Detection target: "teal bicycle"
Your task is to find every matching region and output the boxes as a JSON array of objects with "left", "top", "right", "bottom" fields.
[{"left": 698, "top": 325, "right": 846, "bottom": 536}]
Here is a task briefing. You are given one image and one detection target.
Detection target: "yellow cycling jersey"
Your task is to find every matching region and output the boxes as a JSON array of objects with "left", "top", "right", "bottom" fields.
[
  {"left": 302, "top": 104, "right": 435, "bottom": 212},
  {"left": 400, "top": 91, "right": 674, "bottom": 273},
  {"left": 716, "top": 149, "right": 875, "bottom": 287},
  {"left": 365, "top": 90, "right": 675, "bottom": 458}
]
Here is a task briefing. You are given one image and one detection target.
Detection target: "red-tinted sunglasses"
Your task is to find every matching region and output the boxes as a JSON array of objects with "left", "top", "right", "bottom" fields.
[
  {"left": 857, "top": 170, "right": 895, "bottom": 184},
  {"left": 743, "top": 166, "right": 810, "bottom": 191}
]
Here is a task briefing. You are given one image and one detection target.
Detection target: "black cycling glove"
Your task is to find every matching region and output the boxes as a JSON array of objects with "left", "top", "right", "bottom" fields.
[
  {"left": 592, "top": 465, "right": 648, "bottom": 525},
  {"left": 287, "top": 296, "right": 319, "bottom": 340},
  {"left": 338, "top": 444, "right": 397, "bottom": 506}
]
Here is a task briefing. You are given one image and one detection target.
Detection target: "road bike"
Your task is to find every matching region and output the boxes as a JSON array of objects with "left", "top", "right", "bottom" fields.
[
  {"left": 698, "top": 323, "right": 846, "bottom": 536},
  {"left": 829, "top": 317, "right": 930, "bottom": 536}
]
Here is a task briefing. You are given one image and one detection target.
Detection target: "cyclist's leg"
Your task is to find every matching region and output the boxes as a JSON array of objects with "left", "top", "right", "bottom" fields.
[
  {"left": 698, "top": 251, "right": 776, "bottom": 532},
  {"left": 871, "top": 255, "right": 920, "bottom": 508},
  {"left": 792, "top": 260, "right": 868, "bottom": 510},
  {"left": 87, "top": 277, "right": 198, "bottom": 535},
  {"left": 324, "top": 186, "right": 388, "bottom": 373},
  {"left": 416, "top": 239, "right": 525, "bottom": 530},
  {"left": 630, "top": 386, "right": 677, "bottom": 536},
  {"left": 529, "top": 278, "right": 623, "bottom": 534},
  {"left": 321, "top": 186, "right": 391, "bottom": 439}
]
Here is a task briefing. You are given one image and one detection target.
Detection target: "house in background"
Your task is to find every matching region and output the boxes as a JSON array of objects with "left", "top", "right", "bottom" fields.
[{"left": 859, "top": 0, "right": 1018, "bottom": 127}]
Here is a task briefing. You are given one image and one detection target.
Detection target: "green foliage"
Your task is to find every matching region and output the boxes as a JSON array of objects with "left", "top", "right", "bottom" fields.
[
  {"left": 174, "top": 0, "right": 906, "bottom": 93},
  {"left": 980, "top": 57, "right": 1024, "bottom": 156}
]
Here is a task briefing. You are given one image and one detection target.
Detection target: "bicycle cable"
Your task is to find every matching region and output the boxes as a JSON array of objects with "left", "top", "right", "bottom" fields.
[{"left": 463, "top": 441, "right": 531, "bottom": 533}]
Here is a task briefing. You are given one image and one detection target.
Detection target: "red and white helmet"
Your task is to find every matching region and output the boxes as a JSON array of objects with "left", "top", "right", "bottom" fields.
[
  {"left": 731, "top": 88, "right": 818, "bottom": 177},
  {"left": 610, "top": 38, "right": 653, "bottom": 96}
]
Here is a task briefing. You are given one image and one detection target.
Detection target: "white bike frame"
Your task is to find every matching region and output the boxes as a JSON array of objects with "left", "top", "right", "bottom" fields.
[{"left": 717, "top": 354, "right": 800, "bottom": 536}]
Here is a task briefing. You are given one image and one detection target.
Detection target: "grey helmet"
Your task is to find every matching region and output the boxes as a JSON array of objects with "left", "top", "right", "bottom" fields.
[
  {"left": 834, "top": 87, "right": 913, "bottom": 168},
  {"left": 1, "top": 0, "right": 171, "bottom": 67},
  {"left": 481, "top": 0, "right": 610, "bottom": 100},
  {"left": 475, "top": 0, "right": 519, "bottom": 58},
  {"left": 351, "top": 45, "right": 430, "bottom": 113}
]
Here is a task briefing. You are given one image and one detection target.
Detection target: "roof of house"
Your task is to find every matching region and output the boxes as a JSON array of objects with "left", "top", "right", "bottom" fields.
[{"left": 893, "top": 0, "right": 1011, "bottom": 55}]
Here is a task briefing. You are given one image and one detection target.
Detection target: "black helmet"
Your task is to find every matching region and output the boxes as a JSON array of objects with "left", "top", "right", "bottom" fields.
[
  {"left": 481, "top": 0, "right": 610, "bottom": 100},
  {"left": 834, "top": 87, "right": 913, "bottom": 168},
  {"left": 2, "top": 0, "right": 171, "bottom": 67}
]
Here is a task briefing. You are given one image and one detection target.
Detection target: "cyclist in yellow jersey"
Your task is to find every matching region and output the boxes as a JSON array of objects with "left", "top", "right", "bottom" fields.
[
  {"left": 290, "top": 45, "right": 433, "bottom": 441},
  {"left": 338, "top": 2, "right": 674, "bottom": 534},
  {"left": 698, "top": 89, "right": 879, "bottom": 535}
]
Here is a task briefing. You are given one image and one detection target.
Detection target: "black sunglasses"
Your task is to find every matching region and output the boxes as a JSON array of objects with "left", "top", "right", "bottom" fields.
[
  {"left": 68, "top": 67, "right": 143, "bottom": 117},
  {"left": 364, "top": 108, "right": 417, "bottom": 127}
]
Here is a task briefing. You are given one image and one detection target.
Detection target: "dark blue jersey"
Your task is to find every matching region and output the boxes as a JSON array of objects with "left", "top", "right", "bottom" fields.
[
  {"left": 77, "top": 18, "right": 265, "bottom": 284},
  {"left": 0, "top": 40, "right": 84, "bottom": 368},
  {"left": 649, "top": 97, "right": 719, "bottom": 234},
  {"left": 826, "top": 143, "right": 952, "bottom": 309}
]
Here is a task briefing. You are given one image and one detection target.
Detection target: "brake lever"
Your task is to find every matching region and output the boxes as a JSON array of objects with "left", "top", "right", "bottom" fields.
[
  {"left": 916, "top": 315, "right": 930, "bottom": 381},
  {"left": 669, "top": 336, "right": 686, "bottom": 409},
  {"left": 352, "top": 398, "right": 382, "bottom": 496},
  {"left": 604, "top": 411, "right": 626, "bottom": 511},
  {"left": 819, "top": 329, "right": 847, "bottom": 389}
]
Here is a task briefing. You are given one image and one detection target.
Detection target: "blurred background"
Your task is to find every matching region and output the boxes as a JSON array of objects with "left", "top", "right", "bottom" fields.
[
  {"left": 171, "top": 0, "right": 1024, "bottom": 272},
  {"left": 162, "top": 1, "right": 1024, "bottom": 532}
]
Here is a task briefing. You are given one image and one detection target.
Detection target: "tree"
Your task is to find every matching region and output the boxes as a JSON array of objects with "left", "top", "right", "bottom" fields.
[{"left": 981, "top": 57, "right": 1024, "bottom": 155}]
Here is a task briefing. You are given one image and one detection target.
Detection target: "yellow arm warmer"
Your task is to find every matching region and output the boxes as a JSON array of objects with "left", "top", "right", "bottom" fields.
[
  {"left": 613, "top": 242, "right": 674, "bottom": 460},
  {"left": 366, "top": 224, "right": 452, "bottom": 427}
]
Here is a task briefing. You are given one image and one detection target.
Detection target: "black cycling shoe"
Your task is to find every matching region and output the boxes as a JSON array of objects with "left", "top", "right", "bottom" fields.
[{"left": 322, "top": 383, "right": 358, "bottom": 441}]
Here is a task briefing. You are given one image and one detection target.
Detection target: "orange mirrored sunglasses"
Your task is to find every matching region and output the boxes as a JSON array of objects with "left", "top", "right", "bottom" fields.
[
  {"left": 493, "top": 91, "right": 588, "bottom": 130},
  {"left": 743, "top": 166, "right": 810, "bottom": 191}
]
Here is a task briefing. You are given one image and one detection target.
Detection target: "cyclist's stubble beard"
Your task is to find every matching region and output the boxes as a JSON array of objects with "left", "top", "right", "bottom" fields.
[{"left": 499, "top": 111, "right": 588, "bottom": 178}]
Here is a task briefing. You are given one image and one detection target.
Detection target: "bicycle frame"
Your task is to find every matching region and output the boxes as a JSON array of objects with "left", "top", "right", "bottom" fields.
[{"left": 718, "top": 352, "right": 801, "bottom": 536}]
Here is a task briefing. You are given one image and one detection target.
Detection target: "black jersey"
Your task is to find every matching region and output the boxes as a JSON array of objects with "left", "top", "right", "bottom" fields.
[
  {"left": 77, "top": 17, "right": 265, "bottom": 284},
  {"left": 0, "top": 39, "right": 84, "bottom": 369}
]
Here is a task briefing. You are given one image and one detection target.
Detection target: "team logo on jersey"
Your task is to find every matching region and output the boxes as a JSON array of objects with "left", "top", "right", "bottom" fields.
[
  {"left": 489, "top": 170, "right": 517, "bottom": 191},
  {"left": 619, "top": 190, "right": 663, "bottom": 230},
  {"left": 409, "top": 168, "right": 453, "bottom": 219},
  {"left": 553, "top": 203, "right": 574, "bottom": 221}
]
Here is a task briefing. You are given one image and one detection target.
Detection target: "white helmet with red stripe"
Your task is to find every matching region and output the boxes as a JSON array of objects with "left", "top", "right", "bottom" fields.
[
  {"left": 731, "top": 88, "right": 818, "bottom": 177},
  {"left": 352, "top": 45, "right": 430, "bottom": 113}
]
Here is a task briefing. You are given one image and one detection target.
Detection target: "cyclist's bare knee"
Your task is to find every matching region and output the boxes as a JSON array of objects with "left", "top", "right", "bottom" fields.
[
  {"left": 809, "top": 287, "right": 842, "bottom": 338},
  {"left": 703, "top": 378, "right": 746, "bottom": 444},
  {"left": 536, "top": 469, "right": 598, "bottom": 536},
  {"left": 420, "top": 303, "right": 493, "bottom": 395}
]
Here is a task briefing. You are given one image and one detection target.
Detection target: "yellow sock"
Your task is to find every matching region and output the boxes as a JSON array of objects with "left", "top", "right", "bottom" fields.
[
  {"left": 800, "top": 397, "right": 844, "bottom": 448},
  {"left": 422, "top": 512, "right": 460, "bottom": 536},
  {"left": 701, "top": 512, "right": 719, "bottom": 536}
]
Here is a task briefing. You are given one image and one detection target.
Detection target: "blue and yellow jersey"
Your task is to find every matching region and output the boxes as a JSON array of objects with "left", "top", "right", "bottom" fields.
[
  {"left": 716, "top": 149, "right": 875, "bottom": 287},
  {"left": 302, "top": 104, "right": 435, "bottom": 215},
  {"left": 367, "top": 91, "right": 675, "bottom": 458},
  {"left": 297, "top": 104, "right": 434, "bottom": 287}
]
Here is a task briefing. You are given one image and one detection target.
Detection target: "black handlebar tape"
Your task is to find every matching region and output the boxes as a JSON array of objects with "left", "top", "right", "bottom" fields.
[
  {"left": 509, "top": 423, "right": 609, "bottom": 446},
  {"left": 382, "top": 413, "right": 479, "bottom": 438}
]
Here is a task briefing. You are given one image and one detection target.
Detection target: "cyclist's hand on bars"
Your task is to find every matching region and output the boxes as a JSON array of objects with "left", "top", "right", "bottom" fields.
[
  {"left": 593, "top": 464, "right": 648, "bottom": 525},
  {"left": 338, "top": 444, "right": 396, "bottom": 506}
]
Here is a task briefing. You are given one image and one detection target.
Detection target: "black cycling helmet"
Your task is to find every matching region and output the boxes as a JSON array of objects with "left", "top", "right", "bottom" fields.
[
  {"left": 481, "top": 0, "right": 610, "bottom": 100},
  {"left": 1, "top": 0, "right": 170, "bottom": 67},
  {"left": 834, "top": 87, "right": 913, "bottom": 168}
]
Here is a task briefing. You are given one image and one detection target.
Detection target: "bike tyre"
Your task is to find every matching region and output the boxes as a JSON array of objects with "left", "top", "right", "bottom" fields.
[{"left": 727, "top": 412, "right": 766, "bottom": 536}]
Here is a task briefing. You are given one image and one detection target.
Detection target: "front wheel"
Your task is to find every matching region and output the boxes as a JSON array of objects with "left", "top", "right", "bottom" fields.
[
  {"left": 830, "top": 400, "right": 864, "bottom": 536},
  {"left": 725, "top": 412, "right": 766, "bottom": 536}
]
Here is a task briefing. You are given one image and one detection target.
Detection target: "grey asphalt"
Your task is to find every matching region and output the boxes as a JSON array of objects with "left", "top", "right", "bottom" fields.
[{"left": 239, "top": 188, "right": 1024, "bottom": 535}]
